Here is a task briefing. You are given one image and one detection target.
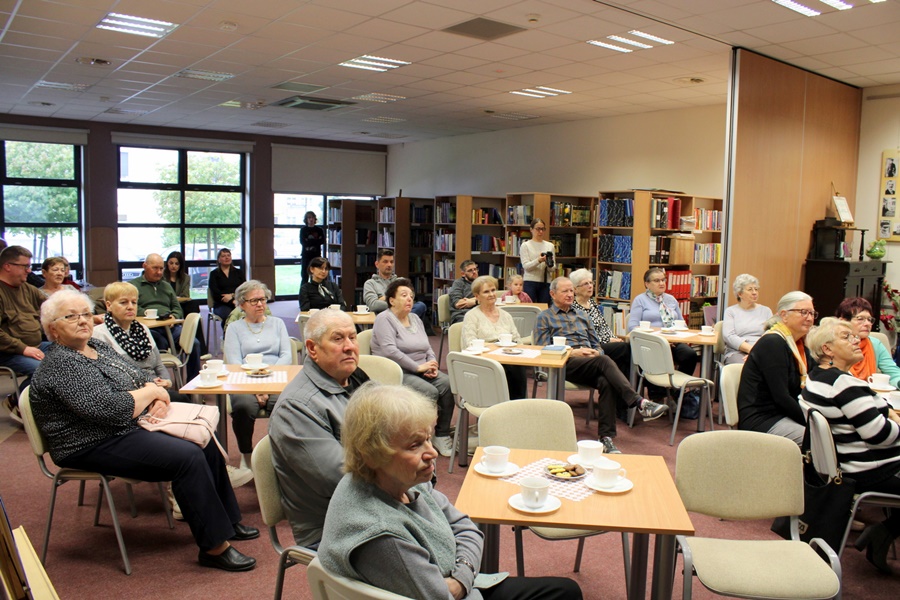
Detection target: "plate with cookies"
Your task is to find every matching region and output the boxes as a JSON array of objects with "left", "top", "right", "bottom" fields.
[{"left": 544, "top": 463, "right": 587, "bottom": 481}]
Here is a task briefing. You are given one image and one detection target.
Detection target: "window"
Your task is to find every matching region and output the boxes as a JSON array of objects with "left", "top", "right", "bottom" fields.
[
  {"left": 117, "top": 147, "right": 245, "bottom": 299},
  {"left": 1, "top": 141, "right": 83, "bottom": 278},
  {"left": 273, "top": 193, "right": 323, "bottom": 299}
]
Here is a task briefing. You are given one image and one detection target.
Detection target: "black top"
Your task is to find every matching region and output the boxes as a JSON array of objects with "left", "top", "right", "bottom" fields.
[
  {"left": 299, "top": 278, "right": 346, "bottom": 311},
  {"left": 208, "top": 266, "right": 246, "bottom": 309},
  {"left": 300, "top": 225, "right": 326, "bottom": 258}
]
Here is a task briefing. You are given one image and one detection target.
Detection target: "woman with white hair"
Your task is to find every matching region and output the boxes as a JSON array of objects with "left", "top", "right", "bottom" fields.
[
  {"left": 737, "top": 291, "right": 815, "bottom": 445},
  {"left": 721, "top": 274, "right": 772, "bottom": 364},
  {"left": 569, "top": 268, "right": 631, "bottom": 377}
]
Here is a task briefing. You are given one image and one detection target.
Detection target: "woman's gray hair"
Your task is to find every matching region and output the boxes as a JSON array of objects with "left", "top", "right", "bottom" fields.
[
  {"left": 40, "top": 289, "right": 94, "bottom": 341},
  {"left": 471, "top": 275, "right": 498, "bottom": 296},
  {"left": 806, "top": 317, "right": 850, "bottom": 362},
  {"left": 234, "top": 280, "right": 270, "bottom": 306},
  {"left": 765, "top": 291, "right": 814, "bottom": 329},
  {"left": 732, "top": 274, "right": 759, "bottom": 299},
  {"left": 569, "top": 268, "right": 593, "bottom": 289}
]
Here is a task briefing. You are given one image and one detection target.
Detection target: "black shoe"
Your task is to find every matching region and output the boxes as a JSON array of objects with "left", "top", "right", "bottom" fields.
[
  {"left": 854, "top": 523, "right": 894, "bottom": 574},
  {"left": 230, "top": 523, "right": 260, "bottom": 541},
  {"left": 198, "top": 546, "right": 257, "bottom": 572}
]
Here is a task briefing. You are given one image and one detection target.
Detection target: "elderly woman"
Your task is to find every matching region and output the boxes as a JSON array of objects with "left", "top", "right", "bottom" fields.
[
  {"left": 627, "top": 268, "right": 697, "bottom": 376},
  {"left": 722, "top": 274, "right": 772, "bottom": 364},
  {"left": 224, "top": 280, "right": 291, "bottom": 476},
  {"left": 518, "top": 218, "right": 555, "bottom": 304},
  {"left": 39, "top": 256, "right": 78, "bottom": 297},
  {"left": 461, "top": 275, "right": 527, "bottom": 399},
  {"left": 299, "top": 256, "right": 346, "bottom": 311},
  {"left": 318, "top": 383, "right": 583, "bottom": 599},
  {"left": 570, "top": 268, "right": 631, "bottom": 378},
  {"left": 500, "top": 274, "right": 532, "bottom": 303},
  {"left": 371, "top": 278, "right": 454, "bottom": 458},
  {"left": 737, "top": 291, "right": 815, "bottom": 445},
  {"left": 803, "top": 318, "right": 900, "bottom": 574},
  {"left": 93, "top": 282, "right": 189, "bottom": 404},
  {"left": 835, "top": 297, "right": 900, "bottom": 388},
  {"left": 209, "top": 248, "right": 245, "bottom": 323},
  {"left": 29, "top": 290, "right": 258, "bottom": 571}
]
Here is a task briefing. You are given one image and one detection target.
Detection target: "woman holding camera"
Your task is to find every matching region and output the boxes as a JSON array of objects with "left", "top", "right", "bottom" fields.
[{"left": 518, "top": 218, "right": 555, "bottom": 304}]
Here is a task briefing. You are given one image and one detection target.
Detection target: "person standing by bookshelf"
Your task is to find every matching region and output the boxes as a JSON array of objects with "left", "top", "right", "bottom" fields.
[
  {"left": 299, "top": 211, "right": 325, "bottom": 287},
  {"left": 519, "top": 218, "right": 555, "bottom": 304}
]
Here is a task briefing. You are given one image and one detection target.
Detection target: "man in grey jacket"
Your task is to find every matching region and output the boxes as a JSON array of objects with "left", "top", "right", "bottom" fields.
[
  {"left": 362, "top": 249, "right": 427, "bottom": 319},
  {"left": 449, "top": 260, "right": 479, "bottom": 324}
]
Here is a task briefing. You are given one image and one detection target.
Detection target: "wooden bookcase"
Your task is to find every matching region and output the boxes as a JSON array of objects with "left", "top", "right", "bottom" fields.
[
  {"left": 378, "top": 197, "right": 435, "bottom": 309},
  {"left": 327, "top": 198, "right": 377, "bottom": 305}
]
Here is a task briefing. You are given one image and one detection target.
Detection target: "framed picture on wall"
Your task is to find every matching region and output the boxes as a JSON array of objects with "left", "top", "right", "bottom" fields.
[{"left": 878, "top": 149, "right": 900, "bottom": 242}]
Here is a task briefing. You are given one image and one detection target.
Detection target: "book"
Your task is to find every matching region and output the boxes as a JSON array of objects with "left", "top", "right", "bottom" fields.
[{"left": 541, "top": 345, "right": 568, "bottom": 355}]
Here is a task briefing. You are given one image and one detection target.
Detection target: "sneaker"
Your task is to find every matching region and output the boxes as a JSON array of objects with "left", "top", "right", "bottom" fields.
[
  {"left": 431, "top": 435, "right": 454, "bottom": 457},
  {"left": 600, "top": 436, "right": 622, "bottom": 454},
  {"left": 638, "top": 399, "right": 669, "bottom": 422},
  {"left": 227, "top": 465, "right": 254, "bottom": 488}
]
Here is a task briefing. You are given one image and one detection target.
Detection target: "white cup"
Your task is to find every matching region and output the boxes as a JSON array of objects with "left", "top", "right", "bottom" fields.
[
  {"left": 470, "top": 339, "right": 485, "bottom": 351},
  {"left": 519, "top": 476, "right": 550, "bottom": 509},
  {"left": 203, "top": 359, "right": 224, "bottom": 374},
  {"left": 674, "top": 319, "right": 687, "bottom": 330},
  {"left": 246, "top": 353, "right": 264, "bottom": 366},
  {"left": 592, "top": 459, "right": 627, "bottom": 489},
  {"left": 701, "top": 325, "right": 714, "bottom": 335},
  {"left": 504, "top": 295, "right": 516, "bottom": 303},
  {"left": 329, "top": 304, "right": 341, "bottom": 311},
  {"left": 144, "top": 308, "right": 158, "bottom": 319},
  {"left": 356, "top": 305, "right": 369, "bottom": 313},
  {"left": 577, "top": 440, "right": 604, "bottom": 464},
  {"left": 869, "top": 373, "right": 891, "bottom": 387},
  {"left": 553, "top": 336, "right": 567, "bottom": 347},
  {"left": 888, "top": 391, "right": 900, "bottom": 409},
  {"left": 480, "top": 445, "right": 510, "bottom": 473},
  {"left": 639, "top": 320, "right": 651, "bottom": 330},
  {"left": 498, "top": 333, "right": 513, "bottom": 345},
  {"left": 199, "top": 370, "right": 217, "bottom": 385}
]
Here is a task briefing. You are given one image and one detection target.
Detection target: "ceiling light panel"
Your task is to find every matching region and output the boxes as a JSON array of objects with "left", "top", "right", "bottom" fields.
[
  {"left": 770, "top": 0, "right": 821, "bottom": 16},
  {"left": 629, "top": 31, "right": 675, "bottom": 45},
  {"left": 362, "top": 116, "right": 406, "bottom": 123},
  {"left": 818, "top": 0, "right": 853, "bottom": 9},
  {"left": 587, "top": 40, "right": 632, "bottom": 53},
  {"left": 96, "top": 13, "right": 178, "bottom": 38},
  {"left": 353, "top": 92, "right": 407, "bottom": 103},
  {"left": 340, "top": 55, "right": 411, "bottom": 72},
  {"left": 510, "top": 86, "right": 572, "bottom": 98},
  {"left": 174, "top": 69, "right": 234, "bottom": 82},
  {"left": 35, "top": 81, "right": 90, "bottom": 92},
  {"left": 607, "top": 35, "right": 652, "bottom": 49}
]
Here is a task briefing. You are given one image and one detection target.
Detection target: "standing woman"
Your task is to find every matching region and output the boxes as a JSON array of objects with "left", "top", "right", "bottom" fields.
[
  {"left": 518, "top": 218, "right": 555, "bottom": 304},
  {"left": 300, "top": 211, "right": 325, "bottom": 287},
  {"left": 569, "top": 268, "right": 631, "bottom": 378},
  {"left": 835, "top": 296, "right": 900, "bottom": 387},
  {"left": 721, "top": 274, "right": 772, "bottom": 364},
  {"left": 209, "top": 248, "right": 245, "bottom": 323},
  {"left": 39, "top": 257, "right": 78, "bottom": 297},
  {"left": 299, "top": 257, "right": 346, "bottom": 311}
]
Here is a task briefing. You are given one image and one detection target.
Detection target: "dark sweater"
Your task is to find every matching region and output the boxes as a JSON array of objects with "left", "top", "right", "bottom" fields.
[
  {"left": 208, "top": 266, "right": 245, "bottom": 309},
  {"left": 737, "top": 333, "right": 810, "bottom": 433}
]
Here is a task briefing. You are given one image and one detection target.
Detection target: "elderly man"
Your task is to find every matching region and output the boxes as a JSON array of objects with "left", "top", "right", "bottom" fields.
[
  {"left": 534, "top": 277, "right": 668, "bottom": 454},
  {"left": 363, "top": 249, "right": 427, "bottom": 319},
  {"left": 448, "top": 260, "right": 479, "bottom": 324},
  {"left": 268, "top": 309, "right": 370, "bottom": 548}
]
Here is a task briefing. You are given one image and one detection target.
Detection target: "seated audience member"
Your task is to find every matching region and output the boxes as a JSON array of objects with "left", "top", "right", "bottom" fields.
[
  {"left": 737, "top": 291, "right": 814, "bottom": 445},
  {"left": 371, "top": 278, "right": 454, "bottom": 457},
  {"left": 299, "top": 257, "right": 347, "bottom": 311},
  {"left": 268, "top": 309, "right": 370, "bottom": 548},
  {"left": 59, "top": 256, "right": 81, "bottom": 290},
  {"left": 569, "top": 268, "right": 631, "bottom": 378},
  {"left": 92, "top": 282, "right": 189, "bottom": 405},
  {"left": 500, "top": 273, "right": 532, "bottom": 304},
  {"left": 802, "top": 317, "right": 900, "bottom": 574},
  {"left": 835, "top": 297, "right": 900, "bottom": 388},
  {"left": 209, "top": 248, "right": 245, "bottom": 323},
  {"left": 534, "top": 277, "right": 668, "bottom": 454},
  {"left": 722, "top": 273, "right": 772, "bottom": 365},
  {"left": 363, "top": 249, "right": 427, "bottom": 318},
  {"left": 319, "top": 382, "right": 583, "bottom": 600},
  {"left": 461, "top": 275, "right": 527, "bottom": 399},
  {"left": 224, "top": 280, "right": 291, "bottom": 483},
  {"left": 29, "top": 290, "right": 258, "bottom": 571},
  {"left": 449, "top": 260, "right": 479, "bottom": 324},
  {"left": 627, "top": 268, "right": 698, "bottom": 377},
  {"left": 38, "top": 256, "right": 78, "bottom": 297},
  {"left": 164, "top": 250, "right": 192, "bottom": 299}
]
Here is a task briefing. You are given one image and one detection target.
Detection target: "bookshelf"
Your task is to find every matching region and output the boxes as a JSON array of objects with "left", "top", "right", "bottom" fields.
[
  {"left": 328, "top": 198, "right": 377, "bottom": 305},
  {"left": 378, "top": 197, "right": 435, "bottom": 309}
]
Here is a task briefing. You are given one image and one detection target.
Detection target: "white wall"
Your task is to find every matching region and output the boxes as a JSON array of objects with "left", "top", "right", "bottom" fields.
[{"left": 386, "top": 104, "right": 727, "bottom": 199}]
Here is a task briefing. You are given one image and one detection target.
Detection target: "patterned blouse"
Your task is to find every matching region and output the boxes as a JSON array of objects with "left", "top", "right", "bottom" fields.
[{"left": 573, "top": 298, "right": 614, "bottom": 344}]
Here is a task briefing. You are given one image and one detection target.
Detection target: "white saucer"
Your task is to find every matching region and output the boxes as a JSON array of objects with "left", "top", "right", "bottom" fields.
[
  {"left": 585, "top": 477, "right": 634, "bottom": 494},
  {"left": 241, "top": 363, "right": 270, "bottom": 371},
  {"left": 699, "top": 332, "right": 716, "bottom": 337},
  {"left": 495, "top": 341, "right": 517, "bottom": 347},
  {"left": 870, "top": 383, "right": 896, "bottom": 393},
  {"left": 566, "top": 454, "right": 597, "bottom": 468},
  {"left": 195, "top": 381, "right": 222, "bottom": 389},
  {"left": 461, "top": 349, "right": 483, "bottom": 355},
  {"left": 638, "top": 327, "right": 653, "bottom": 332},
  {"left": 202, "top": 368, "right": 227, "bottom": 377},
  {"left": 473, "top": 462, "right": 520, "bottom": 478},
  {"left": 353, "top": 311, "right": 371, "bottom": 315},
  {"left": 508, "top": 493, "right": 561, "bottom": 515}
]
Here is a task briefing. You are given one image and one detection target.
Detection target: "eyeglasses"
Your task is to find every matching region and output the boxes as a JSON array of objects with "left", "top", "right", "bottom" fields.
[
  {"left": 577, "top": 281, "right": 594, "bottom": 287},
  {"left": 55, "top": 312, "right": 93, "bottom": 323},
  {"left": 786, "top": 308, "right": 818, "bottom": 319},
  {"left": 533, "top": 227, "right": 546, "bottom": 231},
  {"left": 851, "top": 315, "right": 875, "bottom": 324},
  {"left": 837, "top": 332, "right": 861, "bottom": 342},
  {"left": 244, "top": 297, "right": 268, "bottom": 306},
  {"left": 8, "top": 262, "right": 32, "bottom": 270},
  {"left": 648, "top": 278, "right": 666, "bottom": 284}
]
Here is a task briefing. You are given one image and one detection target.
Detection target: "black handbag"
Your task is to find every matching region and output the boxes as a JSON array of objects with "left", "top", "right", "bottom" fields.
[{"left": 771, "top": 408, "right": 856, "bottom": 551}]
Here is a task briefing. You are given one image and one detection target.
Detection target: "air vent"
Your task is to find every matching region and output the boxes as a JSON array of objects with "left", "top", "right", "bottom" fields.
[
  {"left": 271, "top": 96, "right": 356, "bottom": 111},
  {"left": 443, "top": 18, "right": 525, "bottom": 41},
  {"left": 104, "top": 107, "right": 148, "bottom": 115},
  {"left": 491, "top": 112, "right": 540, "bottom": 121}
]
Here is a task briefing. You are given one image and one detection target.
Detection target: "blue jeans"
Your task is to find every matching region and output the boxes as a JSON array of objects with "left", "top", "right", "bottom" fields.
[
  {"left": 0, "top": 341, "right": 53, "bottom": 391},
  {"left": 411, "top": 301, "right": 428, "bottom": 320}
]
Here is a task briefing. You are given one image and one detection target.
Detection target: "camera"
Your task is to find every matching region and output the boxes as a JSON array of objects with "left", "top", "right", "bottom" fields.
[{"left": 542, "top": 251, "right": 555, "bottom": 268}]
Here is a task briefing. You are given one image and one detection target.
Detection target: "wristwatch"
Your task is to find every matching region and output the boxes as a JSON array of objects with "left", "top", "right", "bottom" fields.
[{"left": 455, "top": 557, "right": 477, "bottom": 575}]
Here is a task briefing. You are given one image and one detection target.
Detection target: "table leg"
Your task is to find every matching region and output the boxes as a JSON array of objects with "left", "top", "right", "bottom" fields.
[
  {"left": 547, "top": 365, "right": 566, "bottom": 401},
  {"left": 650, "top": 534, "right": 677, "bottom": 600},
  {"left": 215, "top": 394, "right": 229, "bottom": 452},
  {"left": 458, "top": 415, "right": 470, "bottom": 468},
  {"left": 478, "top": 523, "right": 500, "bottom": 573},
  {"left": 698, "top": 346, "right": 714, "bottom": 433},
  {"left": 629, "top": 532, "right": 649, "bottom": 600},
  {"left": 164, "top": 324, "right": 177, "bottom": 353}
]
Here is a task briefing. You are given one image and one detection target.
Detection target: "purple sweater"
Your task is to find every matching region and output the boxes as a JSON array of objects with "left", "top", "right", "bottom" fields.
[{"left": 370, "top": 310, "right": 434, "bottom": 373}]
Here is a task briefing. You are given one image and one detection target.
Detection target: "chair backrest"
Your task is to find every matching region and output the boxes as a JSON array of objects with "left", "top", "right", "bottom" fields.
[
  {"left": 498, "top": 304, "right": 541, "bottom": 341},
  {"left": 446, "top": 351, "right": 510, "bottom": 411},
  {"left": 870, "top": 330, "right": 891, "bottom": 353},
  {"left": 357, "top": 329, "right": 373, "bottom": 355},
  {"left": 675, "top": 430, "right": 804, "bottom": 520},
  {"left": 17, "top": 387, "right": 48, "bottom": 460},
  {"left": 629, "top": 330, "right": 676, "bottom": 378},
  {"left": 179, "top": 313, "right": 201, "bottom": 354},
  {"left": 807, "top": 407, "right": 840, "bottom": 479},
  {"left": 87, "top": 285, "right": 106, "bottom": 314},
  {"left": 207, "top": 286, "right": 215, "bottom": 310},
  {"left": 719, "top": 363, "right": 742, "bottom": 427},
  {"left": 290, "top": 337, "right": 302, "bottom": 365},
  {"left": 479, "top": 399, "right": 578, "bottom": 453},
  {"left": 448, "top": 322, "right": 463, "bottom": 353},
  {"left": 437, "top": 294, "right": 451, "bottom": 325},
  {"left": 713, "top": 320, "right": 725, "bottom": 355},
  {"left": 250, "top": 435, "right": 285, "bottom": 528},
  {"left": 703, "top": 304, "right": 718, "bottom": 326},
  {"left": 307, "top": 556, "right": 412, "bottom": 599},
  {"left": 358, "top": 355, "right": 403, "bottom": 385}
]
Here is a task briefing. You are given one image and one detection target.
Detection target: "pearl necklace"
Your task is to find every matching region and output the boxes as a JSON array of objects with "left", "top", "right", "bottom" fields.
[{"left": 246, "top": 318, "right": 266, "bottom": 341}]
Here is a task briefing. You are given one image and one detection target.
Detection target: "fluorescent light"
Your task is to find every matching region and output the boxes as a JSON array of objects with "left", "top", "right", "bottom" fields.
[
  {"left": 97, "top": 12, "right": 177, "bottom": 38},
  {"left": 174, "top": 69, "right": 234, "bottom": 82},
  {"left": 818, "top": 0, "right": 853, "bottom": 9},
  {"left": 587, "top": 40, "right": 632, "bottom": 53},
  {"left": 491, "top": 112, "right": 540, "bottom": 121},
  {"left": 353, "top": 93, "right": 406, "bottom": 103},
  {"left": 340, "top": 55, "right": 411, "bottom": 72},
  {"left": 771, "top": 0, "right": 821, "bottom": 16},
  {"left": 608, "top": 35, "right": 652, "bottom": 49},
  {"left": 628, "top": 31, "right": 674, "bottom": 45},
  {"left": 870, "top": 0, "right": 886, "bottom": 3},
  {"left": 36, "top": 81, "right": 90, "bottom": 92},
  {"left": 510, "top": 91, "right": 547, "bottom": 98},
  {"left": 534, "top": 86, "right": 571, "bottom": 95},
  {"left": 362, "top": 116, "right": 406, "bottom": 123}
]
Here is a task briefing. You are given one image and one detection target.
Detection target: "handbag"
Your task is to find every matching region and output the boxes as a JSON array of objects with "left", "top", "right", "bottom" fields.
[
  {"left": 771, "top": 408, "right": 856, "bottom": 551},
  {"left": 138, "top": 402, "right": 227, "bottom": 458}
]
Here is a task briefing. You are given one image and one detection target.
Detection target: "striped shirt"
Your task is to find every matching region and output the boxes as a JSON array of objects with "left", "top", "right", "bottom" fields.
[{"left": 534, "top": 303, "right": 601, "bottom": 350}]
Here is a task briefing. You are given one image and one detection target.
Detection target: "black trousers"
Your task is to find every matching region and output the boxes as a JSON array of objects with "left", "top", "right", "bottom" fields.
[
  {"left": 230, "top": 393, "right": 279, "bottom": 454},
  {"left": 523, "top": 281, "right": 551, "bottom": 304},
  {"left": 504, "top": 364, "right": 528, "bottom": 400},
  {"left": 566, "top": 354, "right": 641, "bottom": 439},
  {"left": 673, "top": 342, "right": 698, "bottom": 376},
  {"left": 59, "top": 429, "right": 241, "bottom": 552},
  {"left": 482, "top": 576, "right": 582, "bottom": 600},
  {"left": 600, "top": 341, "right": 632, "bottom": 379}
]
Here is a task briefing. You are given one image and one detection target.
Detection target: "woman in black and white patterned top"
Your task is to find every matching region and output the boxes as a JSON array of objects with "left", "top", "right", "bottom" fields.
[
  {"left": 569, "top": 268, "right": 632, "bottom": 379},
  {"left": 29, "top": 289, "right": 259, "bottom": 572}
]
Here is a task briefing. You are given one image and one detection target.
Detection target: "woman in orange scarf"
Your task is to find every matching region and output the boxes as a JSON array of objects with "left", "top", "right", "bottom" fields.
[{"left": 836, "top": 297, "right": 900, "bottom": 388}]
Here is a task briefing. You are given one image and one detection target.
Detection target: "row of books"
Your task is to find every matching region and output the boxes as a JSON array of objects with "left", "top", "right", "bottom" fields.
[
  {"left": 666, "top": 269, "right": 693, "bottom": 300},
  {"left": 378, "top": 206, "right": 395, "bottom": 222},
  {"left": 596, "top": 300, "right": 632, "bottom": 337},
  {"left": 505, "top": 231, "right": 533, "bottom": 256},
  {"left": 354, "top": 229, "right": 376, "bottom": 245},
  {"left": 326, "top": 251, "right": 342, "bottom": 268},
  {"left": 436, "top": 202, "right": 456, "bottom": 224},
  {"left": 597, "top": 235, "right": 633, "bottom": 264},
  {"left": 409, "top": 229, "right": 434, "bottom": 247},
  {"left": 692, "top": 275, "right": 719, "bottom": 297},
  {"left": 597, "top": 198, "right": 635, "bottom": 227},
  {"left": 507, "top": 204, "right": 534, "bottom": 225},
  {"left": 409, "top": 204, "right": 433, "bottom": 225},
  {"left": 694, "top": 207, "right": 723, "bottom": 232},
  {"left": 408, "top": 274, "right": 432, "bottom": 295},
  {"left": 435, "top": 229, "right": 456, "bottom": 252},
  {"left": 648, "top": 235, "right": 673, "bottom": 264},
  {"left": 472, "top": 207, "right": 503, "bottom": 225},
  {"left": 378, "top": 228, "right": 394, "bottom": 247},
  {"left": 472, "top": 234, "right": 505, "bottom": 252},
  {"left": 409, "top": 255, "right": 433, "bottom": 274},
  {"left": 597, "top": 269, "right": 632, "bottom": 300},
  {"left": 355, "top": 252, "right": 377, "bottom": 267},
  {"left": 693, "top": 242, "right": 722, "bottom": 264},
  {"left": 327, "top": 207, "right": 342, "bottom": 222},
  {"left": 434, "top": 257, "right": 456, "bottom": 280},
  {"left": 327, "top": 229, "right": 341, "bottom": 244},
  {"left": 650, "top": 196, "right": 683, "bottom": 230},
  {"left": 477, "top": 262, "right": 504, "bottom": 278},
  {"left": 549, "top": 202, "right": 592, "bottom": 227},
  {"left": 506, "top": 266, "right": 522, "bottom": 280},
  {"left": 549, "top": 233, "right": 591, "bottom": 257}
]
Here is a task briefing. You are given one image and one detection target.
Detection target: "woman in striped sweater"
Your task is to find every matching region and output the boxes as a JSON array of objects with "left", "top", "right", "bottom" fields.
[{"left": 802, "top": 317, "right": 900, "bottom": 574}]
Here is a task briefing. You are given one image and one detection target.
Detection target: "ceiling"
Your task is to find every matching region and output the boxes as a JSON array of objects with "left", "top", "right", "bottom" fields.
[{"left": 1, "top": 0, "right": 899, "bottom": 145}]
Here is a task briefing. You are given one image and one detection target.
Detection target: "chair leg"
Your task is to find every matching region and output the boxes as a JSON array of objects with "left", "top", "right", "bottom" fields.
[
  {"left": 157, "top": 483, "right": 175, "bottom": 529},
  {"left": 447, "top": 407, "right": 467, "bottom": 474},
  {"left": 94, "top": 482, "right": 104, "bottom": 526},
  {"left": 514, "top": 526, "right": 526, "bottom": 577},
  {"left": 42, "top": 479, "right": 63, "bottom": 563},
  {"left": 99, "top": 477, "right": 132, "bottom": 575},
  {"left": 670, "top": 388, "right": 687, "bottom": 446},
  {"left": 573, "top": 537, "right": 586, "bottom": 572},
  {"left": 77, "top": 480, "right": 86, "bottom": 506},
  {"left": 126, "top": 482, "right": 137, "bottom": 518},
  {"left": 274, "top": 549, "right": 295, "bottom": 600},
  {"left": 438, "top": 330, "right": 446, "bottom": 366}
]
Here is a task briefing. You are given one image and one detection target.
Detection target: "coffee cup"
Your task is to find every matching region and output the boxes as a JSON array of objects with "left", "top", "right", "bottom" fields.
[
  {"left": 869, "top": 373, "right": 891, "bottom": 387},
  {"left": 480, "top": 445, "right": 510, "bottom": 474},
  {"left": 639, "top": 320, "right": 651, "bottom": 330},
  {"left": 553, "top": 336, "right": 567, "bottom": 347},
  {"left": 203, "top": 359, "right": 224, "bottom": 374},
  {"left": 519, "top": 476, "right": 550, "bottom": 509},
  {"left": 674, "top": 319, "right": 687, "bottom": 330},
  {"left": 470, "top": 339, "right": 485, "bottom": 351},
  {"left": 246, "top": 353, "right": 264, "bottom": 366},
  {"left": 329, "top": 304, "right": 341, "bottom": 311},
  {"left": 356, "top": 305, "right": 369, "bottom": 313},
  {"left": 144, "top": 308, "right": 158, "bottom": 319},
  {"left": 199, "top": 369, "right": 218, "bottom": 386},
  {"left": 592, "top": 459, "right": 627, "bottom": 489},
  {"left": 577, "top": 440, "right": 604, "bottom": 464},
  {"left": 498, "top": 333, "right": 513, "bottom": 345},
  {"left": 701, "top": 325, "right": 714, "bottom": 335}
]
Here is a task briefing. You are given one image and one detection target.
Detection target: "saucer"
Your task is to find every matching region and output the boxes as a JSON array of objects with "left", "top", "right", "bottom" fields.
[
  {"left": 246, "top": 372, "right": 273, "bottom": 378},
  {"left": 473, "top": 462, "right": 519, "bottom": 478},
  {"left": 508, "top": 493, "right": 561, "bottom": 515},
  {"left": 870, "top": 383, "right": 896, "bottom": 393},
  {"left": 241, "top": 363, "right": 270, "bottom": 371},
  {"left": 461, "top": 349, "right": 483, "bottom": 355},
  {"left": 495, "top": 341, "right": 517, "bottom": 347},
  {"left": 353, "top": 311, "right": 370, "bottom": 315},
  {"left": 585, "top": 477, "right": 634, "bottom": 494},
  {"left": 195, "top": 381, "right": 222, "bottom": 389},
  {"left": 501, "top": 348, "right": 523, "bottom": 355},
  {"left": 699, "top": 331, "right": 716, "bottom": 337},
  {"left": 566, "top": 454, "right": 598, "bottom": 468}
]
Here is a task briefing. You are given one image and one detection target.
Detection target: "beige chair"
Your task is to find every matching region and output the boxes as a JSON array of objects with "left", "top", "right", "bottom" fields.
[
  {"left": 498, "top": 304, "right": 541, "bottom": 345},
  {"left": 719, "top": 363, "right": 742, "bottom": 428},
  {"left": 357, "top": 329, "right": 373, "bottom": 355},
  {"left": 436, "top": 294, "right": 451, "bottom": 363},
  {"left": 251, "top": 435, "right": 316, "bottom": 600},
  {"left": 307, "top": 556, "right": 412, "bottom": 599},
  {"left": 19, "top": 387, "right": 173, "bottom": 576},
  {"left": 630, "top": 330, "right": 714, "bottom": 445},
  {"left": 448, "top": 322, "right": 463, "bottom": 353},
  {"left": 446, "top": 351, "right": 510, "bottom": 473},
  {"left": 0, "top": 366, "right": 22, "bottom": 409},
  {"left": 357, "top": 355, "right": 403, "bottom": 385},
  {"left": 160, "top": 312, "right": 204, "bottom": 387},
  {"left": 479, "top": 399, "right": 632, "bottom": 588},
  {"left": 206, "top": 287, "right": 224, "bottom": 353},
  {"left": 870, "top": 330, "right": 891, "bottom": 353},
  {"left": 675, "top": 430, "right": 842, "bottom": 600},
  {"left": 289, "top": 336, "right": 303, "bottom": 365}
]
